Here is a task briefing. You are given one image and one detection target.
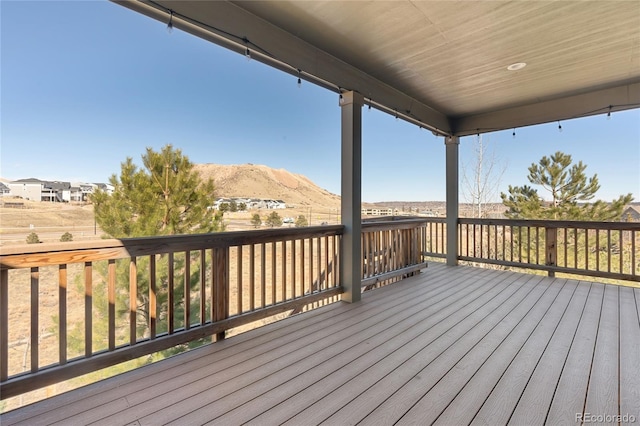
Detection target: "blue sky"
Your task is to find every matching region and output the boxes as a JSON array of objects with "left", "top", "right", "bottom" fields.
[{"left": 2, "top": 1, "right": 639, "bottom": 203}]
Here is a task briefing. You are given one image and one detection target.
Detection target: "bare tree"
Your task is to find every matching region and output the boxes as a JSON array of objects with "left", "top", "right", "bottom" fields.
[{"left": 462, "top": 134, "right": 506, "bottom": 218}]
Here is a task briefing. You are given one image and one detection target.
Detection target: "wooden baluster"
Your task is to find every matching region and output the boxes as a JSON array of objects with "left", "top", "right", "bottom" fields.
[
  {"left": 149, "top": 255, "right": 156, "bottom": 339},
  {"left": 129, "top": 257, "right": 137, "bottom": 345},
  {"left": 237, "top": 246, "right": 243, "bottom": 313},
  {"left": 168, "top": 252, "right": 174, "bottom": 334},
  {"left": 250, "top": 244, "right": 255, "bottom": 310},
  {"left": 324, "top": 236, "right": 329, "bottom": 290},
  {"left": 480, "top": 224, "right": 484, "bottom": 259},
  {"left": 272, "top": 241, "right": 277, "bottom": 304},
  {"left": 84, "top": 262, "right": 92, "bottom": 357},
  {"left": 291, "top": 240, "right": 296, "bottom": 298},
  {"left": 596, "top": 229, "right": 601, "bottom": 271},
  {"left": 309, "top": 237, "right": 314, "bottom": 293},
  {"left": 59, "top": 265, "right": 67, "bottom": 365},
  {"left": 108, "top": 259, "right": 116, "bottom": 350},
  {"left": 618, "top": 230, "right": 623, "bottom": 274},
  {"left": 563, "top": 228, "right": 568, "bottom": 268},
  {"left": 607, "top": 229, "right": 611, "bottom": 273},
  {"left": 501, "top": 225, "right": 506, "bottom": 262},
  {"left": 632, "top": 230, "right": 636, "bottom": 276},
  {"left": 300, "top": 239, "right": 305, "bottom": 296},
  {"left": 466, "top": 223, "right": 470, "bottom": 258},
  {"left": 213, "top": 247, "right": 228, "bottom": 341},
  {"left": 281, "top": 241, "right": 286, "bottom": 300},
  {"left": 574, "top": 228, "right": 578, "bottom": 269},
  {"left": 199, "top": 249, "right": 206, "bottom": 325},
  {"left": 362, "top": 232, "right": 367, "bottom": 278},
  {"left": 546, "top": 227, "right": 557, "bottom": 277},
  {"left": 495, "top": 225, "right": 499, "bottom": 261},
  {"left": 184, "top": 251, "right": 191, "bottom": 330},
  {"left": 1, "top": 269, "right": 8, "bottom": 381},
  {"left": 260, "top": 243, "right": 266, "bottom": 308},
  {"left": 31, "top": 267, "right": 39, "bottom": 371}
]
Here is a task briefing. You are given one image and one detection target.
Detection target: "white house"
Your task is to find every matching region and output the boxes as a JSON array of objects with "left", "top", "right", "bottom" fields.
[
  {"left": 0, "top": 182, "right": 11, "bottom": 197},
  {"left": 8, "top": 178, "right": 45, "bottom": 201}
]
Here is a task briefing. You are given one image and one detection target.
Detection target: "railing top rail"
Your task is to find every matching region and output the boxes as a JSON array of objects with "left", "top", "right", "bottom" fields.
[
  {"left": 458, "top": 217, "right": 640, "bottom": 230},
  {"left": 0, "top": 225, "right": 344, "bottom": 269}
]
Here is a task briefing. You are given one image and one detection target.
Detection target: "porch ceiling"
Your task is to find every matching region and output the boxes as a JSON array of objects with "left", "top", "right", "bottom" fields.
[{"left": 115, "top": 1, "right": 640, "bottom": 136}]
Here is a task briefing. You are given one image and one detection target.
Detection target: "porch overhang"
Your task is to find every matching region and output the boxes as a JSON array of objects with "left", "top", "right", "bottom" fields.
[{"left": 113, "top": 0, "right": 640, "bottom": 136}]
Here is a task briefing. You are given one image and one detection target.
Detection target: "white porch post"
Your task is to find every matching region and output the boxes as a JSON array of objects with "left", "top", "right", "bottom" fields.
[
  {"left": 340, "top": 91, "right": 363, "bottom": 303},
  {"left": 445, "top": 136, "right": 459, "bottom": 266}
]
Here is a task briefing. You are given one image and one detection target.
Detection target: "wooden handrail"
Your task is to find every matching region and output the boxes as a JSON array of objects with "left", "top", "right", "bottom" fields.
[
  {"left": 458, "top": 218, "right": 640, "bottom": 282},
  {"left": 0, "top": 225, "right": 345, "bottom": 399},
  {"left": 1, "top": 219, "right": 438, "bottom": 401}
]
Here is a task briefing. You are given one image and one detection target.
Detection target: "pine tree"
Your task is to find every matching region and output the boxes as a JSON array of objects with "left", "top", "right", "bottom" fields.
[
  {"left": 85, "top": 145, "right": 224, "bottom": 351},
  {"left": 92, "top": 145, "right": 224, "bottom": 237},
  {"left": 501, "top": 151, "right": 633, "bottom": 221}
]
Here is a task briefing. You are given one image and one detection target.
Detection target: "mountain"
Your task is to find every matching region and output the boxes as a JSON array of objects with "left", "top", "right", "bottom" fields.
[{"left": 193, "top": 163, "right": 341, "bottom": 208}]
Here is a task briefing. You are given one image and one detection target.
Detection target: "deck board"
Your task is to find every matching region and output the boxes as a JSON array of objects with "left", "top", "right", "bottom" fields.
[
  {"left": 506, "top": 280, "right": 591, "bottom": 426},
  {"left": 469, "top": 279, "right": 579, "bottom": 425},
  {"left": 341, "top": 274, "right": 552, "bottom": 426},
  {"left": 271, "top": 269, "right": 527, "bottom": 426},
  {"left": 427, "top": 275, "right": 552, "bottom": 426},
  {"left": 224, "top": 270, "right": 534, "bottom": 425},
  {"left": 108, "top": 266, "right": 463, "bottom": 425},
  {"left": 583, "top": 284, "right": 619, "bottom": 425},
  {"left": 2, "top": 263, "right": 638, "bottom": 426},
  {"left": 148, "top": 267, "right": 494, "bottom": 425},
  {"left": 545, "top": 282, "right": 604, "bottom": 426},
  {"left": 619, "top": 286, "right": 640, "bottom": 422}
]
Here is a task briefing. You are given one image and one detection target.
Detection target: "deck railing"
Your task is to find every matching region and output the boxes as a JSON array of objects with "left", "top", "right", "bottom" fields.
[
  {"left": 459, "top": 218, "right": 640, "bottom": 282},
  {"left": 361, "top": 218, "right": 433, "bottom": 288},
  {"left": 0, "top": 226, "right": 343, "bottom": 399},
  {"left": 0, "top": 218, "right": 437, "bottom": 400},
  {"left": 5, "top": 216, "right": 634, "bottom": 401}
]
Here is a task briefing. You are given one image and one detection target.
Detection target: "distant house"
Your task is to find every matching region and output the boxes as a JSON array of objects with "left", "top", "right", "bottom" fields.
[
  {"left": 621, "top": 206, "right": 640, "bottom": 222},
  {"left": 67, "top": 183, "right": 107, "bottom": 202},
  {"left": 251, "top": 199, "right": 267, "bottom": 209},
  {"left": 8, "top": 178, "right": 46, "bottom": 201},
  {"left": 45, "top": 181, "right": 71, "bottom": 202},
  {"left": 262, "top": 199, "right": 286, "bottom": 209},
  {"left": 362, "top": 207, "right": 399, "bottom": 216},
  {"left": 94, "top": 183, "right": 114, "bottom": 195},
  {"left": 0, "top": 182, "right": 11, "bottom": 196},
  {"left": 7, "top": 178, "right": 72, "bottom": 202},
  {"left": 210, "top": 197, "right": 286, "bottom": 211}
]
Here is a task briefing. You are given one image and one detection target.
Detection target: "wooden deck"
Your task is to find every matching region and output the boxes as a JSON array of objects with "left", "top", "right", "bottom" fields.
[{"left": 2, "top": 263, "right": 639, "bottom": 425}]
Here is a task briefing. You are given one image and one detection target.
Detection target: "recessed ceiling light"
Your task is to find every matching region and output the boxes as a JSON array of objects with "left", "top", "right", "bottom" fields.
[{"left": 507, "top": 62, "right": 527, "bottom": 71}]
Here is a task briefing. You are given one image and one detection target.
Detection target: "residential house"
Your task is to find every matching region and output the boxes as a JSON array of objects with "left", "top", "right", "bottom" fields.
[
  {"left": 7, "top": 178, "right": 72, "bottom": 202},
  {"left": 7, "top": 178, "right": 45, "bottom": 201},
  {"left": 94, "top": 183, "right": 114, "bottom": 195},
  {"left": 0, "top": 182, "right": 11, "bottom": 196},
  {"left": 622, "top": 206, "right": 640, "bottom": 222}
]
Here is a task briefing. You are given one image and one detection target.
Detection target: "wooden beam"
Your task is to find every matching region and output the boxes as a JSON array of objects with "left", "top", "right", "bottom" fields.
[{"left": 453, "top": 81, "right": 640, "bottom": 136}]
